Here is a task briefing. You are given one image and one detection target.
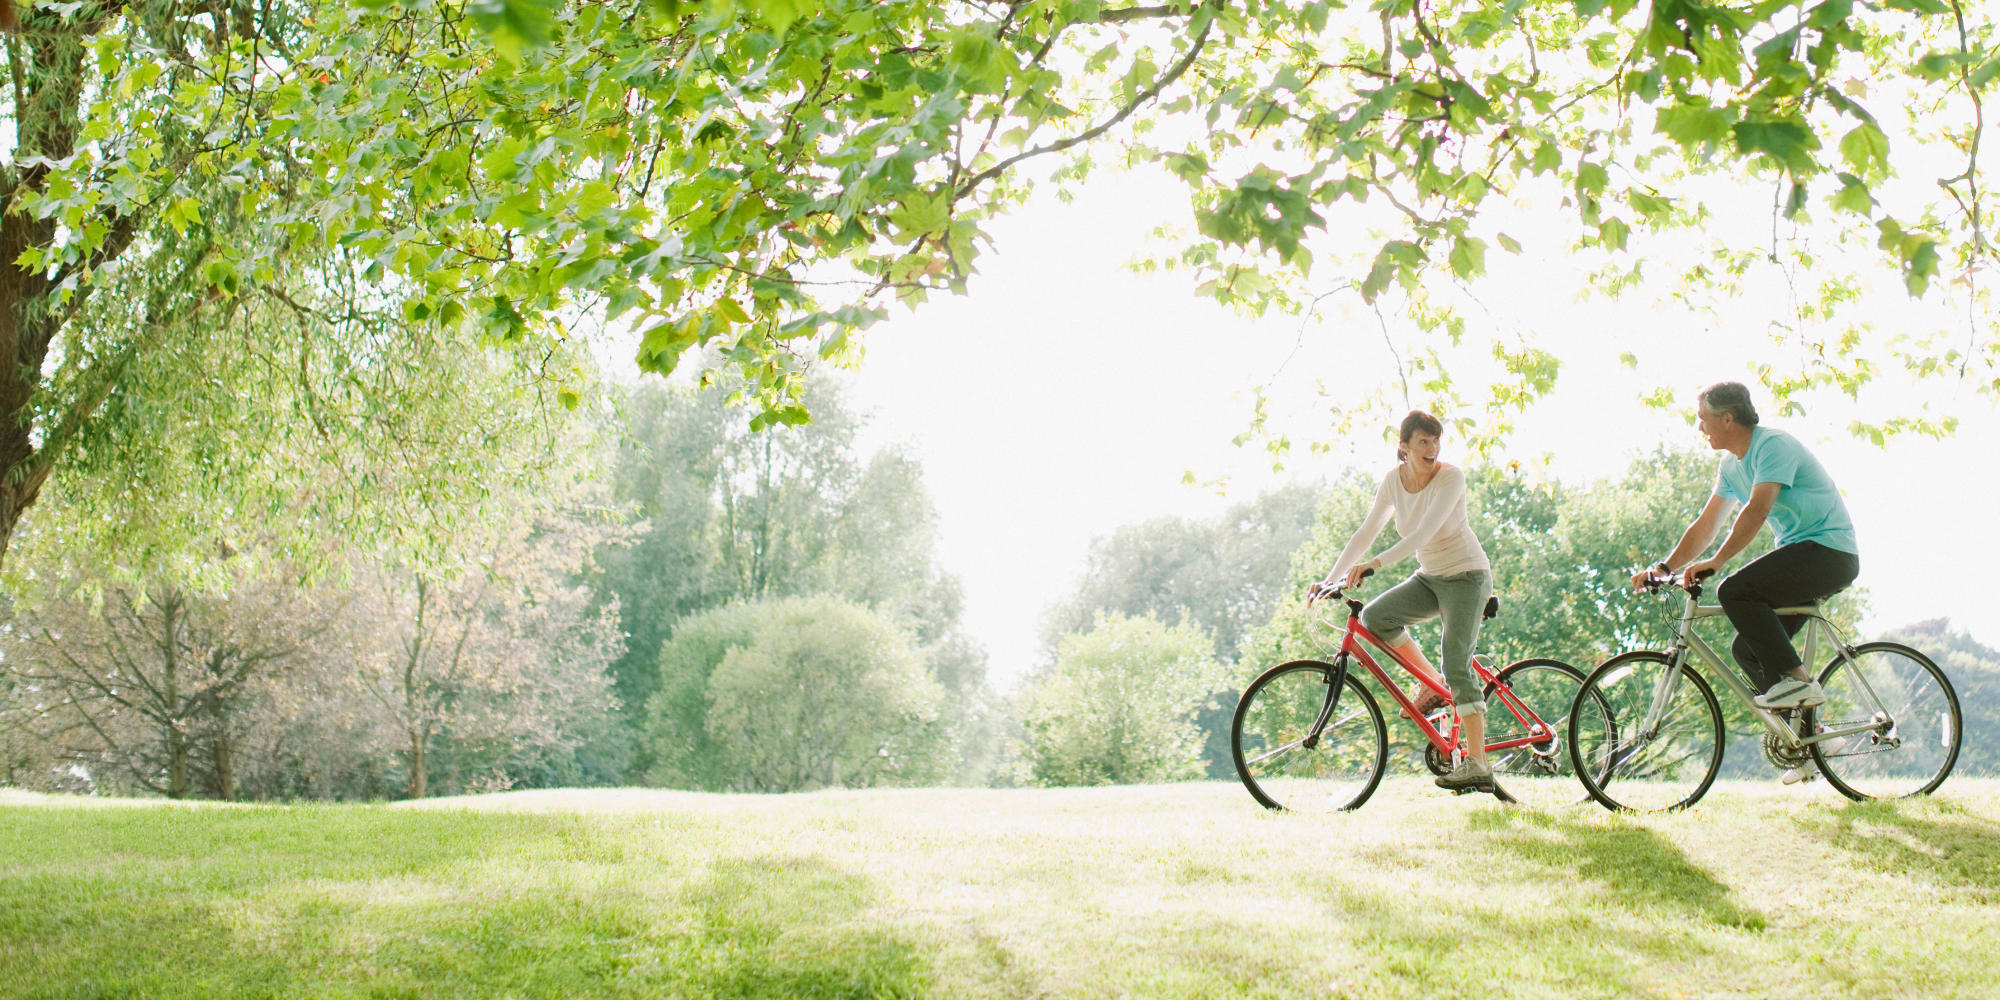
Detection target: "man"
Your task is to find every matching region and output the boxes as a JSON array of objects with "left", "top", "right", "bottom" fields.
[{"left": 1633, "top": 381, "right": 1860, "bottom": 783}]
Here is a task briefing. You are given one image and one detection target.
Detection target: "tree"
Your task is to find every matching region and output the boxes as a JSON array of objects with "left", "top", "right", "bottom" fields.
[
  {"left": 0, "top": 566, "right": 349, "bottom": 799},
  {"left": 643, "top": 595, "right": 951, "bottom": 792},
  {"left": 355, "top": 503, "right": 626, "bottom": 799},
  {"left": 19, "top": 0, "right": 1986, "bottom": 578},
  {"left": 1036, "top": 482, "right": 1322, "bottom": 776},
  {"left": 597, "top": 375, "right": 996, "bottom": 781},
  {"left": 1019, "top": 612, "right": 1221, "bottom": 786},
  {"left": 1040, "top": 482, "right": 1325, "bottom": 664}
]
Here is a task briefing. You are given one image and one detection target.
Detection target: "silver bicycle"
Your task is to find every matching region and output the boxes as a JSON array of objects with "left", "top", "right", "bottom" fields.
[{"left": 1568, "top": 570, "right": 1961, "bottom": 812}]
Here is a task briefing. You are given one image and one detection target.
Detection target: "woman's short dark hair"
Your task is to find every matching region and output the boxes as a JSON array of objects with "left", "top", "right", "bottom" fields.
[
  {"left": 1698, "top": 382, "right": 1759, "bottom": 427},
  {"left": 1396, "top": 410, "right": 1443, "bottom": 461}
]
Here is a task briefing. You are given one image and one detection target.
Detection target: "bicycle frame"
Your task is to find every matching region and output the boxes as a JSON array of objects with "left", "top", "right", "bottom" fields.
[
  {"left": 1639, "top": 588, "right": 1893, "bottom": 748},
  {"left": 1309, "top": 603, "right": 1555, "bottom": 759}
]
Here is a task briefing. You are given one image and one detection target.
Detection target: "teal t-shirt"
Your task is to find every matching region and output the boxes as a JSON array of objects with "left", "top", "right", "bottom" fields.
[{"left": 1711, "top": 426, "right": 1858, "bottom": 554}]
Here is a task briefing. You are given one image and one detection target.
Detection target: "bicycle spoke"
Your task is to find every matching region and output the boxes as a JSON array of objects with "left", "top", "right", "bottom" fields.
[
  {"left": 1570, "top": 653, "right": 1723, "bottom": 812},
  {"left": 1232, "top": 663, "right": 1387, "bottom": 813},
  {"left": 1812, "top": 643, "right": 1960, "bottom": 801}
]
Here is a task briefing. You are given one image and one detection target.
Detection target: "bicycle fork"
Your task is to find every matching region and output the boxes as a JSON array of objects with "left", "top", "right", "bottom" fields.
[{"left": 1301, "top": 652, "right": 1352, "bottom": 750}]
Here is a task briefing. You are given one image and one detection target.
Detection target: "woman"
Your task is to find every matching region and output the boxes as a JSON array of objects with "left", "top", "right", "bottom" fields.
[{"left": 1307, "top": 410, "right": 1495, "bottom": 792}]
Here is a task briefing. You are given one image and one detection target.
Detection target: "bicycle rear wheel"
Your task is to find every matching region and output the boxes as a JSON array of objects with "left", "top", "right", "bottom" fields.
[
  {"left": 1483, "top": 658, "right": 1595, "bottom": 809},
  {"left": 1569, "top": 650, "right": 1725, "bottom": 812},
  {"left": 1232, "top": 659, "right": 1387, "bottom": 813},
  {"left": 1809, "top": 642, "right": 1961, "bottom": 801}
]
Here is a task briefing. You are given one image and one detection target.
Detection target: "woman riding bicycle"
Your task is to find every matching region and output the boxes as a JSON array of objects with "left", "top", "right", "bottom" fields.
[{"left": 1307, "top": 410, "right": 1496, "bottom": 793}]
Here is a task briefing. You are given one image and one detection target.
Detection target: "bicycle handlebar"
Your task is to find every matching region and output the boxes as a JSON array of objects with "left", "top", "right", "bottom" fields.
[
  {"left": 1310, "top": 567, "right": 1375, "bottom": 604},
  {"left": 1642, "top": 566, "right": 1715, "bottom": 594}
]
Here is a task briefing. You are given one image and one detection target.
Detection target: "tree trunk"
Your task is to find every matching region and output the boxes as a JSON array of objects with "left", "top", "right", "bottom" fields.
[
  {"left": 212, "top": 729, "right": 235, "bottom": 801},
  {"left": 167, "top": 723, "right": 189, "bottom": 799},
  {"left": 406, "top": 728, "right": 427, "bottom": 799}
]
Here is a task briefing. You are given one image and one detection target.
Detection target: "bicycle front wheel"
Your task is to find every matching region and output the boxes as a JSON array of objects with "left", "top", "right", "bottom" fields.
[
  {"left": 1232, "top": 659, "right": 1387, "bottom": 813},
  {"left": 1483, "top": 658, "right": 1595, "bottom": 809},
  {"left": 1569, "top": 650, "right": 1725, "bottom": 813},
  {"left": 1809, "top": 642, "right": 1961, "bottom": 801}
]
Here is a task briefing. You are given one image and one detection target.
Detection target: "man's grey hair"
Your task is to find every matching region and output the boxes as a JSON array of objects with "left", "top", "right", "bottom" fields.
[{"left": 1698, "top": 381, "right": 1759, "bottom": 427}]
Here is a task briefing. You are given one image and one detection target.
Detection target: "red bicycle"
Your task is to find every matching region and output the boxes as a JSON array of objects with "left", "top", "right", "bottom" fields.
[{"left": 1230, "top": 573, "right": 1596, "bottom": 812}]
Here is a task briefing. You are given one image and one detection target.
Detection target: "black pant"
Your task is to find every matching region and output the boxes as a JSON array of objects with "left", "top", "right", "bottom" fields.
[{"left": 1716, "top": 541, "right": 1860, "bottom": 691}]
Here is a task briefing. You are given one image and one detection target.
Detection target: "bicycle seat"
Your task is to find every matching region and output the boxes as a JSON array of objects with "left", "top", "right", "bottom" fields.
[{"left": 1483, "top": 595, "right": 1499, "bottom": 621}]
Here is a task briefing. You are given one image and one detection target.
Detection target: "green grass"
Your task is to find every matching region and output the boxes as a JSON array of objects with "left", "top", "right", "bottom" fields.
[{"left": 5, "top": 779, "right": 2000, "bottom": 999}]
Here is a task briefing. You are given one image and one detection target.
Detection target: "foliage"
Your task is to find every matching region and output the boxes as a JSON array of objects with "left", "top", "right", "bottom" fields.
[
  {"left": 0, "top": 476, "right": 630, "bottom": 801},
  {"left": 1039, "top": 482, "right": 1324, "bottom": 664},
  {"left": 599, "top": 375, "right": 996, "bottom": 782},
  {"left": 0, "top": 567, "right": 351, "bottom": 799},
  {"left": 1018, "top": 612, "right": 1221, "bottom": 786},
  {"left": 9, "top": 0, "right": 1999, "bottom": 577},
  {"left": 643, "top": 595, "right": 951, "bottom": 792},
  {"left": 1036, "top": 482, "right": 1322, "bottom": 777},
  {"left": 350, "top": 503, "right": 629, "bottom": 799}
]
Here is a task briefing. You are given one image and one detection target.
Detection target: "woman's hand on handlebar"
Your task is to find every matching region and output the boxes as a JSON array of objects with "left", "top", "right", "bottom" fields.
[{"left": 1343, "top": 561, "right": 1378, "bottom": 590}]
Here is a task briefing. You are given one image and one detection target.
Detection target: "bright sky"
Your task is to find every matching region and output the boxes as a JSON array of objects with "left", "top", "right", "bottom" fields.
[{"left": 838, "top": 168, "right": 2000, "bottom": 692}]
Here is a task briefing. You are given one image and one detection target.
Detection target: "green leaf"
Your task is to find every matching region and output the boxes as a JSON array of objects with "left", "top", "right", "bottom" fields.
[
  {"left": 717, "top": 297, "right": 751, "bottom": 325},
  {"left": 1447, "top": 236, "right": 1486, "bottom": 279},
  {"left": 1598, "top": 217, "right": 1630, "bottom": 251},
  {"left": 1838, "top": 122, "right": 1890, "bottom": 177},
  {"left": 1497, "top": 232, "right": 1523, "bottom": 254},
  {"left": 755, "top": 0, "right": 808, "bottom": 34},
  {"left": 1656, "top": 103, "right": 1737, "bottom": 149},
  {"left": 1732, "top": 119, "right": 1817, "bottom": 173},
  {"left": 1906, "top": 240, "right": 1940, "bottom": 295},
  {"left": 466, "top": 0, "right": 559, "bottom": 60},
  {"left": 1532, "top": 143, "right": 1563, "bottom": 176},
  {"left": 557, "top": 387, "right": 580, "bottom": 411},
  {"left": 1973, "top": 56, "right": 2000, "bottom": 91},
  {"left": 1575, "top": 161, "right": 1609, "bottom": 196},
  {"left": 1783, "top": 182, "right": 1807, "bottom": 219},
  {"left": 1831, "top": 173, "right": 1874, "bottom": 214}
]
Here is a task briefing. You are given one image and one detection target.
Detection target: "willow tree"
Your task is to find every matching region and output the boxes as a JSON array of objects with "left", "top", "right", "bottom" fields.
[{"left": 4, "top": 0, "right": 1995, "bottom": 567}]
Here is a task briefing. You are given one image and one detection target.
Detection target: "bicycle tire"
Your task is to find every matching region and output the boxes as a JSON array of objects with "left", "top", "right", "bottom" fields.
[
  {"left": 1232, "top": 659, "right": 1387, "bottom": 813},
  {"left": 1568, "top": 650, "right": 1725, "bottom": 813},
  {"left": 1809, "top": 641, "right": 1961, "bottom": 801},
  {"left": 1484, "top": 658, "right": 1596, "bottom": 809}
]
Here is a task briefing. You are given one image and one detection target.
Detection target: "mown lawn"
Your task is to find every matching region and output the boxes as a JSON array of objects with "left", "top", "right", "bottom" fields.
[{"left": 3, "top": 778, "right": 1998, "bottom": 999}]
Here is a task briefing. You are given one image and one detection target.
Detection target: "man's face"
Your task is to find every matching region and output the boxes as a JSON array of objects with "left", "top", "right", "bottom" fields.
[{"left": 1695, "top": 403, "right": 1731, "bottom": 450}]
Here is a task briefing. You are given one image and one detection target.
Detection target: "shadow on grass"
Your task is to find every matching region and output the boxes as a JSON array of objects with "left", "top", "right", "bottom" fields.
[
  {"left": 1467, "top": 808, "right": 1767, "bottom": 931},
  {"left": 1304, "top": 811, "right": 1767, "bottom": 999},
  {"left": 1795, "top": 798, "right": 2000, "bottom": 900}
]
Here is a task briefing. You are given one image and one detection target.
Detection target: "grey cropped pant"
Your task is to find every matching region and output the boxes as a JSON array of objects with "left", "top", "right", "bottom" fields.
[{"left": 1360, "top": 569, "right": 1492, "bottom": 713}]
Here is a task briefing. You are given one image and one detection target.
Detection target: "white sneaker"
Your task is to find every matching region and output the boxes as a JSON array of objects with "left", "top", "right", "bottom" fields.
[
  {"left": 1781, "top": 761, "right": 1819, "bottom": 785},
  {"left": 1754, "top": 679, "right": 1827, "bottom": 710}
]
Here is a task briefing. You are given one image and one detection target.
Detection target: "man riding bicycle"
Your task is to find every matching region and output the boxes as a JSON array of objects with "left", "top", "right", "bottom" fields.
[{"left": 1632, "top": 381, "right": 1860, "bottom": 784}]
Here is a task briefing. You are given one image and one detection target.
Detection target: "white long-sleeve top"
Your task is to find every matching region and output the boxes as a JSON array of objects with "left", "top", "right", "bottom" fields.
[{"left": 1323, "top": 464, "right": 1490, "bottom": 584}]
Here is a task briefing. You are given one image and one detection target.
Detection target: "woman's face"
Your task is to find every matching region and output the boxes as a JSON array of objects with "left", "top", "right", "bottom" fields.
[{"left": 1404, "top": 430, "right": 1440, "bottom": 466}]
